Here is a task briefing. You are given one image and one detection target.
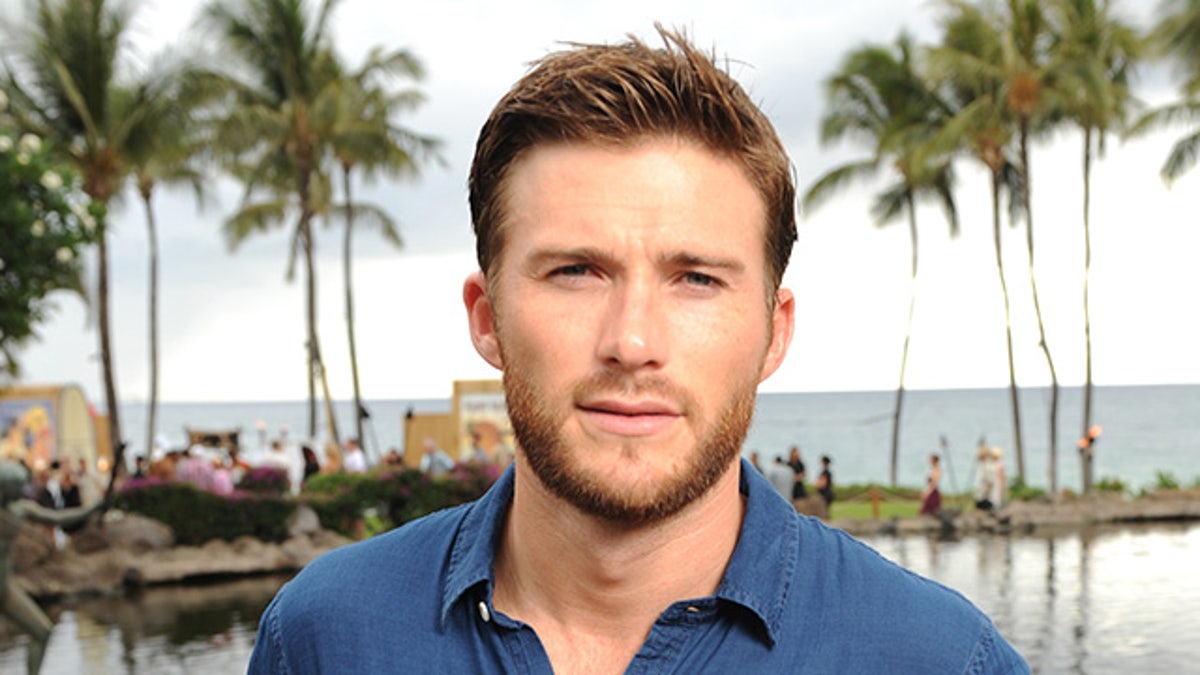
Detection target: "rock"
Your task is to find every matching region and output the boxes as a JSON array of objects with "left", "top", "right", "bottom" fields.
[
  {"left": 288, "top": 504, "right": 321, "bottom": 537},
  {"left": 69, "top": 512, "right": 174, "bottom": 554},
  {"left": 12, "top": 511, "right": 353, "bottom": 600}
]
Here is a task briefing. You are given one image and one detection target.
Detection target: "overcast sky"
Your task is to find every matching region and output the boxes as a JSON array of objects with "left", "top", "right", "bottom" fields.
[{"left": 6, "top": 0, "right": 1198, "bottom": 404}]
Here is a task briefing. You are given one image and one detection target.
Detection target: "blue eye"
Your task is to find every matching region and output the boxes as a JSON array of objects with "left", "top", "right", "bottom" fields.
[
  {"left": 554, "top": 264, "right": 590, "bottom": 277},
  {"left": 683, "top": 271, "right": 717, "bottom": 286}
]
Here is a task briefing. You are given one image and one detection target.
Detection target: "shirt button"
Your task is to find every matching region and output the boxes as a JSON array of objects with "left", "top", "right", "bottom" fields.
[{"left": 478, "top": 601, "right": 491, "bottom": 622}]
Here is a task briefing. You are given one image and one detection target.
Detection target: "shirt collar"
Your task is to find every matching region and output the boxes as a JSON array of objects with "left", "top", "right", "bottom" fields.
[{"left": 440, "top": 458, "right": 797, "bottom": 646}]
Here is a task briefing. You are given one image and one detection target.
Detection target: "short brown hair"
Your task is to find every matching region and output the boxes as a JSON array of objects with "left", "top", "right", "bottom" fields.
[{"left": 468, "top": 26, "right": 796, "bottom": 290}]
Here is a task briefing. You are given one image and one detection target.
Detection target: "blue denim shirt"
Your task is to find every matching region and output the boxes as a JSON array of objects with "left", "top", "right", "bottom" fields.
[{"left": 249, "top": 461, "right": 1028, "bottom": 673}]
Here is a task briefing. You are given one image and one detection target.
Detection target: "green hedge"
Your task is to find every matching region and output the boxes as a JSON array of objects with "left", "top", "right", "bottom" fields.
[
  {"left": 303, "top": 461, "right": 501, "bottom": 537},
  {"left": 113, "top": 462, "right": 504, "bottom": 544},
  {"left": 115, "top": 478, "right": 295, "bottom": 546}
]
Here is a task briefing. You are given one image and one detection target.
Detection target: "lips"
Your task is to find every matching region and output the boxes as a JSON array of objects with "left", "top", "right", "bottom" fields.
[{"left": 576, "top": 398, "right": 681, "bottom": 437}]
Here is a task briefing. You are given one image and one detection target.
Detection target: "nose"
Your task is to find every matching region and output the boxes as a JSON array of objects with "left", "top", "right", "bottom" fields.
[{"left": 596, "top": 276, "right": 666, "bottom": 372}]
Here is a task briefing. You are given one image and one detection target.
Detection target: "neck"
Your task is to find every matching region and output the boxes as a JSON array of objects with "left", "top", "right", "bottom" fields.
[{"left": 493, "top": 457, "right": 745, "bottom": 668}]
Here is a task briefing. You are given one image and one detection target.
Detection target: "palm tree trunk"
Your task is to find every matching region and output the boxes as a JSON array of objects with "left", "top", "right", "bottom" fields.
[
  {"left": 300, "top": 213, "right": 342, "bottom": 447},
  {"left": 991, "top": 168, "right": 1024, "bottom": 473},
  {"left": 141, "top": 186, "right": 159, "bottom": 460},
  {"left": 311, "top": 328, "right": 341, "bottom": 449},
  {"left": 889, "top": 195, "right": 920, "bottom": 488},
  {"left": 303, "top": 217, "right": 318, "bottom": 439},
  {"left": 1019, "top": 119, "right": 1058, "bottom": 491},
  {"left": 1081, "top": 127, "right": 1096, "bottom": 494},
  {"left": 297, "top": 165, "right": 318, "bottom": 438},
  {"left": 342, "top": 166, "right": 365, "bottom": 447},
  {"left": 97, "top": 223, "right": 123, "bottom": 473}
]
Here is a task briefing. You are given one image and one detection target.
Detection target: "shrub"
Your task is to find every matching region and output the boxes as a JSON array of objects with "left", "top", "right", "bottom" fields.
[
  {"left": 301, "top": 462, "right": 502, "bottom": 537},
  {"left": 1154, "top": 471, "right": 1180, "bottom": 491},
  {"left": 1008, "top": 477, "right": 1045, "bottom": 501},
  {"left": 115, "top": 480, "right": 294, "bottom": 545},
  {"left": 237, "top": 466, "right": 291, "bottom": 496},
  {"left": 1096, "top": 476, "right": 1126, "bottom": 494},
  {"left": 302, "top": 472, "right": 382, "bottom": 537}
]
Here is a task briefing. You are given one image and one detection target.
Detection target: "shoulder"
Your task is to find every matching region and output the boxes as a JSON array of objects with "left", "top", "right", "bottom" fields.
[
  {"left": 250, "top": 504, "right": 476, "bottom": 672},
  {"left": 264, "top": 504, "right": 471, "bottom": 632},
  {"left": 782, "top": 517, "right": 1026, "bottom": 671}
]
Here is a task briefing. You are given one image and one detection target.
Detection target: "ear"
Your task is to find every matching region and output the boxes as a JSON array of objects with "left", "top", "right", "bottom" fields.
[
  {"left": 463, "top": 270, "right": 504, "bottom": 370},
  {"left": 758, "top": 287, "right": 794, "bottom": 383}
]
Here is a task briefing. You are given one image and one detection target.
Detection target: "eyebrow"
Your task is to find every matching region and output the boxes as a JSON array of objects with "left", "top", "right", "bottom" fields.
[{"left": 524, "top": 246, "right": 746, "bottom": 275}]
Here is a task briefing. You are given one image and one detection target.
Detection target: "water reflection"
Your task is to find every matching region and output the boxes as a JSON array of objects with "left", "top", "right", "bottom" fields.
[
  {"left": 860, "top": 522, "right": 1200, "bottom": 674},
  {"left": 4, "top": 524, "right": 1198, "bottom": 674},
  {"left": 0, "top": 574, "right": 289, "bottom": 674}
]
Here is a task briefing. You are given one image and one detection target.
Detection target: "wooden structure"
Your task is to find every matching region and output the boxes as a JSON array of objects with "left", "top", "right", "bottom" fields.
[
  {"left": 402, "top": 379, "right": 514, "bottom": 468},
  {"left": 0, "top": 383, "right": 98, "bottom": 471}
]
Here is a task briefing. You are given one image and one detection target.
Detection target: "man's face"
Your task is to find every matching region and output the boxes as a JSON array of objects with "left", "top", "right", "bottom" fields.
[{"left": 465, "top": 138, "right": 794, "bottom": 525}]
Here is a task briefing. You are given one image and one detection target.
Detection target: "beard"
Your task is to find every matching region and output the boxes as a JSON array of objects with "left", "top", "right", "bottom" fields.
[{"left": 504, "top": 365, "right": 757, "bottom": 527}]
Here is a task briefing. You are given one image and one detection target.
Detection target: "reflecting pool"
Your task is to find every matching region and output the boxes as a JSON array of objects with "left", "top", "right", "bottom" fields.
[{"left": 4, "top": 523, "right": 1198, "bottom": 674}]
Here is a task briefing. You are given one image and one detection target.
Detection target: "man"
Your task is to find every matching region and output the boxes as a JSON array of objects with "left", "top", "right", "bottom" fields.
[
  {"left": 249, "top": 28, "right": 1027, "bottom": 673},
  {"left": 787, "top": 444, "right": 808, "bottom": 501},
  {"left": 341, "top": 438, "right": 368, "bottom": 474},
  {"left": 418, "top": 437, "right": 455, "bottom": 476},
  {"left": 766, "top": 455, "right": 795, "bottom": 500}
]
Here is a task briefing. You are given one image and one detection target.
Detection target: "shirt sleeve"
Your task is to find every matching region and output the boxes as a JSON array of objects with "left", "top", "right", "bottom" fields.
[
  {"left": 247, "top": 594, "right": 290, "bottom": 675},
  {"left": 969, "top": 621, "right": 1030, "bottom": 674}
]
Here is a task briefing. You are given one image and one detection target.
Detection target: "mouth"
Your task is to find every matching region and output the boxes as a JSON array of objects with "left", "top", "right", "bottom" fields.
[{"left": 576, "top": 398, "right": 681, "bottom": 437}]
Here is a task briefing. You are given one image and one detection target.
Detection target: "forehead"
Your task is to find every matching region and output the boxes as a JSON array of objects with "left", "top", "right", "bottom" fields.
[{"left": 498, "top": 139, "right": 767, "bottom": 257}]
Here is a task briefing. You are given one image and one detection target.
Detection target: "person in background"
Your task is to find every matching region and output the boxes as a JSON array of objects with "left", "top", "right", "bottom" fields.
[
  {"left": 384, "top": 448, "right": 405, "bottom": 467},
  {"left": 34, "top": 460, "right": 63, "bottom": 511},
  {"left": 248, "top": 27, "right": 1026, "bottom": 673},
  {"left": 227, "top": 445, "right": 253, "bottom": 484},
  {"left": 301, "top": 445, "right": 321, "bottom": 487},
  {"left": 767, "top": 455, "right": 795, "bottom": 502},
  {"left": 920, "top": 453, "right": 942, "bottom": 516},
  {"left": 322, "top": 441, "right": 343, "bottom": 473},
  {"left": 132, "top": 455, "right": 148, "bottom": 479},
  {"left": 787, "top": 445, "right": 807, "bottom": 503},
  {"left": 210, "top": 456, "right": 235, "bottom": 496},
  {"left": 974, "top": 442, "right": 995, "bottom": 511},
  {"left": 748, "top": 451, "right": 762, "bottom": 472},
  {"left": 342, "top": 438, "right": 368, "bottom": 474},
  {"left": 74, "top": 458, "right": 103, "bottom": 506},
  {"left": 419, "top": 437, "right": 455, "bottom": 477},
  {"left": 816, "top": 455, "right": 835, "bottom": 508},
  {"left": 990, "top": 446, "right": 1008, "bottom": 509},
  {"left": 177, "top": 445, "right": 217, "bottom": 492}
]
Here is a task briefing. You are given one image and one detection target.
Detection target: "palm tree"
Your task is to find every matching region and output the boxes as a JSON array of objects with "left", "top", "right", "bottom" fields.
[
  {"left": 1050, "top": 0, "right": 1144, "bottom": 493},
  {"left": 928, "top": 0, "right": 1029, "bottom": 482},
  {"left": 1001, "top": 0, "right": 1065, "bottom": 493},
  {"left": 121, "top": 68, "right": 211, "bottom": 459},
  {"left": 804, "top": 35, "right": 959, "bottom": 487},
  {"left": 1132, "top": 0, "right": 1200, "bottom": 185},
  {"left": 197, "top": 0, "right": 345, "bottom": 441},
  {"left": 1, "top": 0, "right": 157, "bottom": 464},
  {"left": 325, "top": 47, "right": 440, "bottom": 448}
]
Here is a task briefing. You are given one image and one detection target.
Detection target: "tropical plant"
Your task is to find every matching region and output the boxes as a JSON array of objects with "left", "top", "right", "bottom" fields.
[
  {"left": 1049, "top": 0, "right": 1144, "bottom": 493},
  {"left": 324, "top": 47, "right": 440, "bottom": 446},
  {"left": 121, "top": 67, "right": 212, "bottom": 459},
  {"left": 927, "top": 0, "right": 1029, "bottom": 481},
  {"left": 0, "top": 107, "right": 102, "bottom": 375},
  {"left": 1005, "top": 0, "right": 1068, "bottom": 493},
  {"left": 195, "top": 0, "right": 346, "bottom": 441},
  {"left": 803, "top": 34, "right": 959, "bottom": 487},
  {"left": 1, "top": 0, "right": 163, "bottom": 457},
  {"left": 1132, "top": 0, "right": 1200, "bottom": 185}
]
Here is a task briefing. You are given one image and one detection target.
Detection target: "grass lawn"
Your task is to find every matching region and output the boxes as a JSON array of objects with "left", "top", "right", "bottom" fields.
[
  {"left": 831, "top": 500, "right": 919, "bottom": 520},
  {"left": 829, "top": 495, "right": 976, "bottom": 520}
]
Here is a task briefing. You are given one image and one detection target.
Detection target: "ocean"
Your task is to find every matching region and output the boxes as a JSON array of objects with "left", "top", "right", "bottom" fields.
[{"left": 120, "top": 383, "right": 1200, "bottom": 493}]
